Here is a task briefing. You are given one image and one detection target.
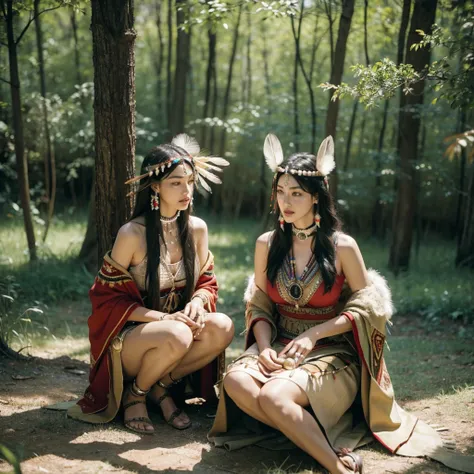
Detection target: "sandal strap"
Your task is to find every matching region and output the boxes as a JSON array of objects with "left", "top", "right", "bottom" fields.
[
  {"left": 125, "top": 416, "right": 152, "bottom": 424},
  {"left": 166, "top": 408, "right": 183, "bottom": 424},
  {"left": 156, "top": 392, "right": 170, "bottom": 405},
  {"left": 123, "top": 400, "right": 146, "bottom": 410}
]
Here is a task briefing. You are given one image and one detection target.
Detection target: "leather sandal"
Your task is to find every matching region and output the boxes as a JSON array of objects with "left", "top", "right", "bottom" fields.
[
  {"left": 336, "top": 448, "right": 363, "bottom": 473},
  {"left": 123, "top": 380, "right": 154, "bottom": 435},
  {"left": 153, "top": 377, "right": 192, "bottom": 430}
]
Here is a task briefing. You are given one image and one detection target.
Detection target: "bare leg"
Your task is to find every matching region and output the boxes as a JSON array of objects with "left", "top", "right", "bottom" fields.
[
  {"left": 223, "top": 370, "right": 277, "bottom": 429},
  {"left": 258, "top": 379, "right": 355, "bottom": 474},
  {"left": 149, "top": 313, "right": 234, "bottom": 426},
  {"left": 120, "top": 320, "right": 193, "bottom": 432}
]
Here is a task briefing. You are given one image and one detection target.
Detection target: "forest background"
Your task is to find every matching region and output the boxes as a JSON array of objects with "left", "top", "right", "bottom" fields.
[{"left": 0, "top": 0, "right": 473, "bottom": 472}]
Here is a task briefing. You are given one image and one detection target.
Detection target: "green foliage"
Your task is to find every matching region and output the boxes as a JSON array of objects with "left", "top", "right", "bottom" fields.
[{"left": 0, "top": 445, "right": 22, "bottom": 474}]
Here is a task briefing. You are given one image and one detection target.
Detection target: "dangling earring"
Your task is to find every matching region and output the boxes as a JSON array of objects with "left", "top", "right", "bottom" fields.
[
  {"left": 150, "top": 191, "right": 160, "bottom": 211},
  {"left": 314, "top": 202, "right": 321, "bottom": 227},
  {"left": 279, "top": 213, "right": 285, "bottom": 231},
  {"left": 191, "top": 196, "right": 194, "bottom": 207}
]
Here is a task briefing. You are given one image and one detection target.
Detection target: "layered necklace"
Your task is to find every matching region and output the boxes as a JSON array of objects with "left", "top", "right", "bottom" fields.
[
  {"left": 284, "top": 248, "right": 319, "bottom": 309},
  {"left": 159, "top": 211, "right": 182, "bottom": 312},
  {"left": 292, "top": 222, "right": 317, "bottom": 241}
]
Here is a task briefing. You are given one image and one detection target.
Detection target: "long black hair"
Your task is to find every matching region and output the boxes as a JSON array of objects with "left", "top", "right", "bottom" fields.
[
  {"left": 267, "top": 152, "right": 341, "bottom": 293},
  {"left": 130, "top": 144, "right": 196, "bottom": 311}
]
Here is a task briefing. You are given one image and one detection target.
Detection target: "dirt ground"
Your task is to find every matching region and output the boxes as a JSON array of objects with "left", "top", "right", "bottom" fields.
[{"left": 0, "top": 331, "right": 473, "bottom": 474}]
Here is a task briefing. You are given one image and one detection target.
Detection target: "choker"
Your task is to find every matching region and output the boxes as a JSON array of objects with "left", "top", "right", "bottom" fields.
[
  {"left": 160, "top": 211, "right": 181, "bottom": 224},
  {"left": 292, "top": 223, "right": 317, "bottom": 241}
]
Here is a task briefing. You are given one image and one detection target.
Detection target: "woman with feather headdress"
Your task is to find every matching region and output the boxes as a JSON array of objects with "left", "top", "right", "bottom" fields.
[
  {"left": 68, "top": 134, "right": 234, "bottom": 435},
  {"left": 208, "top": 134, "right": 474, "bottom": 474}
]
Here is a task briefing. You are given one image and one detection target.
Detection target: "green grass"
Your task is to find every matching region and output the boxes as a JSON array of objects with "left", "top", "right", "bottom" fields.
[{"left": 0, "top": 211, "right": 472, "bottom": 348}]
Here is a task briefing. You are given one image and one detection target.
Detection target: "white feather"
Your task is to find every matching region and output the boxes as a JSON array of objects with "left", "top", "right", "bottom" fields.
[
  {"left": 196, "top": 156, "right": 230, "bottom": 167},
  {"left": 263, "top": 133, "right": 284, "bottom": 172},
  {"left": 197, "top": 173, "right": 212, "bottom": 193},
  {"left": 316, "top": 136, "right": 335, "bottom": 176},
  {"left": 171, "top": 133, "right": 200, "bottom": 156},
  {"left": 196, "top": 167, "right": 223, "bottom": 184}
]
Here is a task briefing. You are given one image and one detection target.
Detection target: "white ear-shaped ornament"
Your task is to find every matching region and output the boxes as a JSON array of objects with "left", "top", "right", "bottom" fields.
[
  {"left": 316, "top": 135, "right": 335, "bottom": 176},
  {"left": 263, "top": 133, "right": 284, "bottom": 172}
]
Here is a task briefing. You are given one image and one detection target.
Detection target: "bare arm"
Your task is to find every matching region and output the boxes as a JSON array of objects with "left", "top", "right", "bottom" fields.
[
  {"left": 111, "top": 223, "right": 167, "bottom": 323},
  {"left": 253, "top": 233, "right": 274, "bottom": 352}
]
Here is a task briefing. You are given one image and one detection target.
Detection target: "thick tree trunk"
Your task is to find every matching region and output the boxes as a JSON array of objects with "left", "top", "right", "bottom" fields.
[
  {"left": 90, "top": 0, "right": 136, "bottom": 263},
  {"left": 324, "top": 0, "right": 355, "bottom": 200},
  {"left": 5, "top": 0, "right": 37, "bottom": 261},
  {"left": 34, "top": 0, "right": 56, "bottom": 243},
  {"left": 166, "top": 0, "right": 173, "bottom": 130},
  {"left": 78, "top": 185, "right": 98, "bottom": 271},
  {"left": 168, "top": 0, "right": 191, "bottom": 138},
  {"left": 456, "top": 162, "right": 474, "bottom": 268},
  {"left": 389, "top": 0, "right": 438, "bottom": 273}
]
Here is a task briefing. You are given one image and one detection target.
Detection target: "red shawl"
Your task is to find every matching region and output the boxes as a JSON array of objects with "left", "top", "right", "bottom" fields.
[{"left": 73, "top": 251, "right": 220, "bottom": 419}]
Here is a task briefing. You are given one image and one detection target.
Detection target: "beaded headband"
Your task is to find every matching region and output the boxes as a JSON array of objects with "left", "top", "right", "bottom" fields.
[
  {"left": 263, "top": 133, "right": 335, "bottom": 178},
  {"left": 125, "top": 134, "right": 229, "bottom": 195}
]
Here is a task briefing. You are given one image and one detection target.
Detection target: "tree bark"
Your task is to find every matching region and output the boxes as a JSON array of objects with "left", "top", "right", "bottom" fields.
[
  {"left": 4, "top": 0, "right": 37, "bottom": 261},
  {"left": 34, "top": 0, "right": 56, "bottom": 243},
  {"left": 202, "top": 13, "right": 216, "bottom": 146},
  {"left": 389, "top": 0, "right": 438, "bottom": 273},
  {"left": 324, "top": 0, "right": 355, "bottom": 200},
  {"left": 218, "top": 5, "right": 242, "bottom": 157},
  {"left": 166, "top": 0, "right": 173, "bottom": 130},
  {"left": 90, "top": 0, "right": 136, "bottom": 264},
  {"left": 70, "top": 9, "right": 82, "bottom": 85},
  {"left": 456, "top": 162, "right": 474, "bottom": 268},
  {"left": 343, "top": 100, "right": 358, "bottom": 171},
  {"left": 168, "top": 0, "right": 191, "bottom": 138},
  {"left": 78, "top": 184, "right": 98, "bottom": 271},
  {"left": 154, "top": 0, "right": 165, "bottom": 128}
]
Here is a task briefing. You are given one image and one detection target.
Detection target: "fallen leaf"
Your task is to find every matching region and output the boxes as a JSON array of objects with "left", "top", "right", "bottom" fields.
[
  {"left": 11, "top": 375, "right": 33, "bottom": 381},
  {"left": 64, "top": 368, "right": 86, "bottom": 376}
]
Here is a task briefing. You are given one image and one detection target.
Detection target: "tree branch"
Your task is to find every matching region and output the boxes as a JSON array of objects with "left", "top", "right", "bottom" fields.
[
  {"left": 15, "top": 5, "right": 62, "bottom": 45},
  {"left": 0, "top": 77, "right": 12, "bottom": 85}
]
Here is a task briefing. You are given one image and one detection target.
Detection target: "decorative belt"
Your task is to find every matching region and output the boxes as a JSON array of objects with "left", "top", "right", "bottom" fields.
[{"left": 277, "top": 309, "right": 335, "bottom": 340}]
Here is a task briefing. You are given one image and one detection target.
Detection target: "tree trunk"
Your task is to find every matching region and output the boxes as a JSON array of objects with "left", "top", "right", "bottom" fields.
[
  {"left": 456, "top": 162, "right": 474, "bottom": 268},
  {"left": 154, "top": 0, "right": 165, "bottom": 128},
  {"left": 166, "top": 0, "right": 173, "bottom": 130},
  {"left": 202, "top": 15, "right": 216, "bottom": 146},
  {"left": 70, "top": 9, "right": 82, "bottom": 85},
  {"left": 389, "top": 0, "right": 438, "bottom": 274},
  {"left": 371, "top": 99, "right": 389, "bottom": 238},
  {"left": 218, "top": 5, "right": 242, "bottom": 157},
  {"left": 78, "top": 184, "right": 98, "bottom": 271},
  {"left": 168, "top": 0, "right": 191, "bottom": 138},
  {"left": 343, "top": 100, "right": 358, "bottom": 171},
  {"left": 90, "top": 0, "right": 136, "bottom": 263},
  {"left": 324, "top": 0, "right": 355, "bottom": 200},
  {"left": 292, "top": 31, "right": 300, "bottom": 152},
  {"left": 5, "top": 0, "right": 37, "bottom": 261},
  {"left": 34, "top": 0, "right": 56, "bottom": 243}
]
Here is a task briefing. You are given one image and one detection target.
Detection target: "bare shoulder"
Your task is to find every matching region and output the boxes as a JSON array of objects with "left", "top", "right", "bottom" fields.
[
  {"left": 255, "top": 231, "right": 273, "bottom": 258},
  {"left": 190, "top": 215, "right": 208, "bottom": 234},
  {"left": 335, "top": 232, "right": 358, "bottom": 251},
  {"left": 117, "top": 220, "right": 144, "bottom": 241}
]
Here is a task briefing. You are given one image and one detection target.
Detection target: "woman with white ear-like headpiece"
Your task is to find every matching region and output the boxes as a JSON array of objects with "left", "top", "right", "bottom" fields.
[
  {"left": 68, "top": 134, "right": 234, "bottom": 436},
  {"left": 209, "top": 134, "right": 473, "bottom": 474}
]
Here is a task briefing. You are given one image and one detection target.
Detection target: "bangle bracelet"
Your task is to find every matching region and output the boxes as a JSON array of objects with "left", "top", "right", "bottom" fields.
[{"left": 192, "top": 293, "right": 208, "bottom": 307}]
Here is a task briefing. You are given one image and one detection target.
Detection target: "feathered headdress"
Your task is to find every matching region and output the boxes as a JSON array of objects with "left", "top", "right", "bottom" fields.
[
  {"left": 263, "top": 133, "right": 335, "bottom": 178},
  {"left": 125, "top": 133, "right": 229, "bottom": 194}
]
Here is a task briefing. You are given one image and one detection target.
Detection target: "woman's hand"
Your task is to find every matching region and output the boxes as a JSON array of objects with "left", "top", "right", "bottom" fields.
[
  {"left": 258, "top": 347, "right": 284, "bottom": 376},
  {"left": 164, "top": 311, "right": 201, "bottom": 333},
  {"left": 278, "top": 331, "right": 317, "bottom": 367},
  {"left": 184, "top": 299, "right": 206, "bottom": 338}
]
